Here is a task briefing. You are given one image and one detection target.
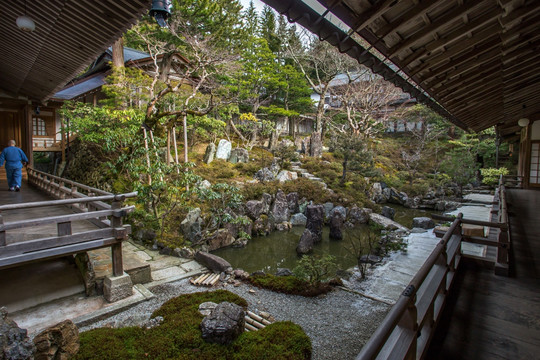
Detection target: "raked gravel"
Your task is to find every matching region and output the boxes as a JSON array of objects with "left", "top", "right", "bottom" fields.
[{"left": 80, "top": 278, "right": 390, "bottom": 360}]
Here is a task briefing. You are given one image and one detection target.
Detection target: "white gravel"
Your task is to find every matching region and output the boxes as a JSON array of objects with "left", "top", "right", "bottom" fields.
[{"left": 80, "top": 279, "right": 390, "bottom": 360}]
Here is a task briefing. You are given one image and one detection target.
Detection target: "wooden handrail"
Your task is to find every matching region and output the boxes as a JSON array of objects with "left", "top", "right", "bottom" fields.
[
  {"left": 357, "top": 178, "right": 513, "bottom": 359},
  {"left": 0, "top": 194, "right": 136, "bottom": 211},
  {"left": 0, "top": 170, "right": 138, "bottom": 280},
  {"left": 357, "top": 214, "right": 463, "bottom": 360}
]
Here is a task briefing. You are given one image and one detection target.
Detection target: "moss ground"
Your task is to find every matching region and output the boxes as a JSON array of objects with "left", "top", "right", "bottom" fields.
[{"left": 75, "top": 290, "right": 311, "bottom": 360}]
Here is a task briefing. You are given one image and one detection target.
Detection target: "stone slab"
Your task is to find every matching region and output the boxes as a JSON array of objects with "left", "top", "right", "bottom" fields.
[{"left": 151, "top": 266, "right": 187, "bottom": 281}]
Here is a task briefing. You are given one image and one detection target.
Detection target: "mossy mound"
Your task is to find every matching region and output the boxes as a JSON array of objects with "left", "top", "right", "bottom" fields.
[
  {"left": 248, "top": 274, "right": 342, "bottom": 297},
  {"left": 75, "top": 290, "right": 311, "bottom": 360}
]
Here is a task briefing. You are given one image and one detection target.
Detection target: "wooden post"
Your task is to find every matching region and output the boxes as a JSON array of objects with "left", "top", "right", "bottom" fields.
[
  {"left": 57, "top": 221, "right": 72, "bottom": 237},
  {"left": 398, "top": 289, "right": 418, "bottom": 360},
  {"left": 111, "top": 195, "right": 124, "bottom": 277},
  {"left": 0, "top": 213, "right": 5, "bottom": 247}
]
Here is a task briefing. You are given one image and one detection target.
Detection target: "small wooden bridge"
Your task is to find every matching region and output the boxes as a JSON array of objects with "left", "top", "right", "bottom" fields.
[{"left": 0, "top": 167, "right": 136, "bottom": 302}]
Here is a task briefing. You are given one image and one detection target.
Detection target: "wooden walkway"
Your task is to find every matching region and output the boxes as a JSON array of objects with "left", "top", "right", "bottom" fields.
[{"left": 426, "top": 188, "right": 540, "bottom": 359}]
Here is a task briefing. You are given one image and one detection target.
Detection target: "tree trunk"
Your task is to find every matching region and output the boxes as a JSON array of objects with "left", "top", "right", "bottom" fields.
[
  {"left": 183, "top": 114, "right": 188, "bottom": 163},
  {"left": 341, "top": 158, "right": 348, "bottom": 185},
  {"left": 142, "top": 127, "right": 152, "bottom": 185},
  {"left": 111, "top": 38, "right": 124, "bottom": 68}
]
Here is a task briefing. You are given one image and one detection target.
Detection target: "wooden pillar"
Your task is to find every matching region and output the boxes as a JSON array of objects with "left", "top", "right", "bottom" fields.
[
  {"left": 111, "top": 37, "right": 124, "bottom": 68},
  {"left": 111, "top": 195, "right": 124, "bottom": 277},
  {"left": 0, "top": 212, "right": 5, "bottom": 247},
  {"left": 25, "top": 103, "right": 34, "bottom": 167}
]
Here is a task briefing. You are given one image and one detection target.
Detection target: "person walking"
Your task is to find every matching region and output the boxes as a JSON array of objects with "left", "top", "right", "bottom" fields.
[{"left": 0, "top": 140, "right": 29, "bottom": 191}]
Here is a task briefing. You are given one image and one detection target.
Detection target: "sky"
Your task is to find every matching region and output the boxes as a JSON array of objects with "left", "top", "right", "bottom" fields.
[{"left": 239, "top": 0, "right": 266, "bottom": 13}]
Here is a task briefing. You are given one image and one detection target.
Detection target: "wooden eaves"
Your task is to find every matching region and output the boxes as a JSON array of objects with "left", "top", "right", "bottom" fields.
[{"left": 262, "top": 0, "right": 540, "bottom": 138}]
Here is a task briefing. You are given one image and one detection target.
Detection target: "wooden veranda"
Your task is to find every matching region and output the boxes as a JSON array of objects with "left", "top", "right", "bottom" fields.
[{"left": 425, "top": 188, "right": 540, "bottom": 359}]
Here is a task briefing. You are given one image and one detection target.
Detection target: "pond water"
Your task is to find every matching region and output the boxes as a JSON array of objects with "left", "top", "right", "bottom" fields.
[{"left": 213, "top": 205, "right": 441, "bottom": 274}]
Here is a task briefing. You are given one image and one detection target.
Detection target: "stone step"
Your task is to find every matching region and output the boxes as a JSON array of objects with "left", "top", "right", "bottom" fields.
[
  {"left": 290, "top": 161, "right": 302, "bottom": 166},
  {"left": 90, "top": 243, "right": 152, "bottom": 286},
  {"left": 301, "top": 173, "right": 314, "bottom": 178}
]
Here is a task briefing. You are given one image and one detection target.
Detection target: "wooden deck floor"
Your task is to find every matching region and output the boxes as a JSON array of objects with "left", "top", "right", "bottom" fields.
[
  {"left": 427, "top": 188, "right": 540, "bottom": 360},
  {"left": 0, "top": 168, "right": 97, "bottom": 243}
]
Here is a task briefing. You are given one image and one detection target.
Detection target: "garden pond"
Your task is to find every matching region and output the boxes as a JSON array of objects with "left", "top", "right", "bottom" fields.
[{"left": 213, "top": 205, "right": 440, "bottom": 274}]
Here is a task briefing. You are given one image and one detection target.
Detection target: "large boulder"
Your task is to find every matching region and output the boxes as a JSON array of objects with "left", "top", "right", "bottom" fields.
[
  {"left": 306, "top": 205, "right": 324, "bottom": 242},
  {"left": 215, "top": 139, "right": 232, "bottom": 160},
  {"left": 412, "top": 217, "right": 435, "bottom": 229},
  {"left": 369, "top": 213, "right": 409, "bottom": 232},
  {"left": 0, "top": 307, "right": 35, "bottom": 360},
  {"left": 322, "top": 202, "right": 334, "bottom": 222},
  {"left": 180, "top": 208, "right": 203, "bottom": 243},
  {"left": 370, "top": 182, "right": 386, "bottom": 203},
  {"left": 203, "top": 143, "right": 216, "bottom": 164},
  {"left": 301, "top": 137, "right": 311, "bottom": 155},
  {"left": 200, "top": 302, "right": 245, "bottom": 345},
  {"left": 245, "top": 200, "right": 264, "bottom": 220},
  {"left": 296, "top": 229, "right": 314, "bottom": 254},
  {"left": 381, "top": 206, "right": 396, "bottom": 220},
  {"left": 270, "top": 190, "right": 290, "bottom": 224},
  {"left": 33, "top": 320, "right": 79, "bottom": 360},
  {"left": 347, "top": 206, "right": 372, "bottom": 227},
  {"left": 290, "top": 213, "right": 307, "bottom": 226},
  {"left": 329, "top": 206, "right": 347, "bottom": 240},
  {"left": 275, "top": 170, "right": 298, "bottom": 183},
  {"left": 310, "top": 131, "right": 322, "bottom": 157},
  {"left": 253, "top": 215, "right": 272, "bottom": 236},
  {"left": 261, "top": 193, "right": 272, "bottom": 214},
  {"left": 254, "top": 168, "right": 275, "bottom": 182},
  {"left": 229, "top": 148, "right": 249, "bottom": 164},
  {"left": 286, "top": 192, "right": 299, "bottom": 213},
  {"left": 195, "top": 251, "right": 233, "bottom": 273},
  {"left": 385, "top": 187, "right": 409, "bottom": 206},
  {"left": 205, "top": 229, "right": 235, "bottom": 251}
]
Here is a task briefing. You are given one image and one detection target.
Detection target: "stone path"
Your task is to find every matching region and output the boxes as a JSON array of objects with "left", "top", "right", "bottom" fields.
[
  {"left": 290, "top": 161, "right": 329, "bottom": 189},
  {"left": 354, "top": 192, "right": 495, "bottom": 304},
  {"left": 352, "top": 230, "right": 440, "bottom": 304}
]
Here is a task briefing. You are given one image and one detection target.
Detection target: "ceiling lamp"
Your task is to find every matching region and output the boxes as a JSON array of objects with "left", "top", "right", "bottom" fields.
[
  {"left": 518, "top": 118, "right": 530, "bottom": 127},
  {"left": 150, "top": 0, "right": 170, "bottom": 28},
  {"left": 16, "top": 0, "right": 35, "bottom": 32}
]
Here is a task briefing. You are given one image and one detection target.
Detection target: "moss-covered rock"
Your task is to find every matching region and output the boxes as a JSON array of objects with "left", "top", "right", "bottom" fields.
[{"left": 75, "top": 290, "right": 311, "bottom": 360}]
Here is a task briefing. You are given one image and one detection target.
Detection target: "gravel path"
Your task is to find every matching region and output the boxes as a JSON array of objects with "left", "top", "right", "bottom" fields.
[{"left": 80, "top": 279, "right": 390, "bottom": 360}]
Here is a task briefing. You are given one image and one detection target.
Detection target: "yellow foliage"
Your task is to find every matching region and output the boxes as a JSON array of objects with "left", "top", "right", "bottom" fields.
[{"left": 239, "top": 112, "right": 258, "bottom": 122}]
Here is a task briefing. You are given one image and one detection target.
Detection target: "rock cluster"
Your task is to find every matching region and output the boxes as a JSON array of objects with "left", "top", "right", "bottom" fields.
[
  {"left": 33, "top": 320, "right": 79, "bottom": 360},
  {"left": 203, "top": 140, "right": 249, "bottom": 165},
  {"left": 200, "top": 302, "right": 245, "bottom": 345},
  {"left": 0, "top": 307, "right": 35, "bottom": 360},
  {"left": 369, "top": 182, "right": 461, "bottom": 211}
]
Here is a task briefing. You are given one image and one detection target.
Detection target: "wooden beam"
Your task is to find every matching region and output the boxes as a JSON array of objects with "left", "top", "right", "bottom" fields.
[
  {"left": 409, "top": 24, "right": 500, "bottom": 77},
  {"left": 349, "top": 0, "right": 397, "bottom": 33},
  {"left": 389, "top": 1, "right": 485, "bottom": 58},
  {"left": 423, "top": 53, "right": 500, "bottom": 89},
  {"left": 499, "top": 1, "right": 540, "bottom": 28},
  {"left": 375, "top": 1, "right": 442, "bottom": 41},
  {"left": 400, "top": 8, "right": 502, "bottom": 68},
  {"left": 414, "top": 35, "right": 500, "bottom": 80}
]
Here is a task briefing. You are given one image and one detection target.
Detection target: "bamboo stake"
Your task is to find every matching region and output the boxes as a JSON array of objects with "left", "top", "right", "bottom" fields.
[
  {"left": 203, "top": 274, "right": 217, "bottom": 286},
  {"left": 190, "top": 273, "right": 207, "bottom": 285},
  {"left": 193, "top": 273, "right": 211, "bottom": 285},
  {"left": 245, "top": 323, "right": 258, "bottom": 331},
  {"left": 247, "top": 311, "right": 264, "bottom": 323},
  {"left": 245, "top": 316, "right": 265, "bottom": 329},
  {"left": 142, "top": 127, "right": 151, "bottom": 185},
  {"left": 148, "top": 130, "right": 163, "bottom": 182},
  {"left": 172, "top": 126, "right": 180, "bottom": 173},
  {"left": 210, "top": 275, "right": 220, "bottom": 286}
]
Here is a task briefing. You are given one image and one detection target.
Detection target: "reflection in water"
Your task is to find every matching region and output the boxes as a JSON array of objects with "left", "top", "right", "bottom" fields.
[
  {"left": 213, "top": 205, "right": 439, "bottom": 274},
  {"left": 213, "top": 225, "right": 371, "bottom": 274}
]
